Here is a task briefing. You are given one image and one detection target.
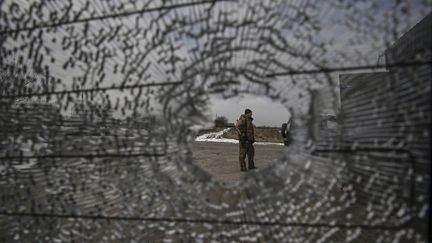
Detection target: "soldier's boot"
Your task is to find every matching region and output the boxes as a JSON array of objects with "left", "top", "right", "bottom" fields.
[
  {"left": 248, "top": 160, "right": 257, "bottom": 170},
  {"left": 240, "top": 161, "right": 247, "bottom": 172}
]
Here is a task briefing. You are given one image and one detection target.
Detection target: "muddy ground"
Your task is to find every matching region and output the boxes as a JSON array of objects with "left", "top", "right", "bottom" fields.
[{"left": 191, "top": 141, "right": 285, "bottom": 183}]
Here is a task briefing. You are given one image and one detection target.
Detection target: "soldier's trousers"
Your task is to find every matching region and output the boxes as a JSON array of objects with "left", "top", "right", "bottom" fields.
[{"left": 239, "top": 142, "right": 255, "bottom": 170}]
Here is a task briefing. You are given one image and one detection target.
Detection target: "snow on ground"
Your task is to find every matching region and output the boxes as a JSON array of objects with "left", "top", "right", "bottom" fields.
[
  {"left": 195, "top": 128, "right": 237, "bottom": 143},
  {"left": 254, "top": 142, "right": 284, "bottom": 146},
  {"left": 195, "top": 128, "right": 283, "bottom": 146}
]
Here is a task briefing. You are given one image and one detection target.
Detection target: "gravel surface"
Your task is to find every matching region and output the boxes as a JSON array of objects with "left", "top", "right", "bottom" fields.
[{"left": 191, "top": 141, "right": 285, "bottom": 183}]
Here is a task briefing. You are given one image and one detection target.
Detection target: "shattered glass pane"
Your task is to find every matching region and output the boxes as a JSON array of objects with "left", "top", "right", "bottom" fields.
[{"left": 0, "top": 0, "right": 430, "bottom": 241}]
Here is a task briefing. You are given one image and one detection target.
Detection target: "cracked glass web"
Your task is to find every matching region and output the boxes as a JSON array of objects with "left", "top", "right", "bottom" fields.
[{"left": 0, "top": 0, "right": 431, "bottom": 242}]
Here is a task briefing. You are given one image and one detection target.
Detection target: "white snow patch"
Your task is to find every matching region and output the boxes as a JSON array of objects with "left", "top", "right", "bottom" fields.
[
  {"left": 195, "top": 128, "right": 283, "bottom": 146},
  {"left": 195, "top": 128, "right": 235, "bottom": 143},
  {"left": 255, "top": 142, "right": 284, "bottom": 146}
]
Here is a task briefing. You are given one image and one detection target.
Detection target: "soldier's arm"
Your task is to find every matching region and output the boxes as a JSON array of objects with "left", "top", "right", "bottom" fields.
[
  {"left": 235, "top": 119, "right": 244, "bottom": 137},
  {"left": 235, "top": 126, "right": 241, "bottom": 136},
  {"left": 235, "top": 118, "right": 244, "bottom": 136}
]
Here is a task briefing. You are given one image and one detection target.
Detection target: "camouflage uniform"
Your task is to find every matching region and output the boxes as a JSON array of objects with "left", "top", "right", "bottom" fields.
[{"left": 236, "top": 114, "right": 256, "bottom": 171}]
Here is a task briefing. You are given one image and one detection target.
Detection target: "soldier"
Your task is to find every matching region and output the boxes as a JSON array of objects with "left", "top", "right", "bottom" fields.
[{"left": 236, "top": 108, "right": 256, "bottom": 171}]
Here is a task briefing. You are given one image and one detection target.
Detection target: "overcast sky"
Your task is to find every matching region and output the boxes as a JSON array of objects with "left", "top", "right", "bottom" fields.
[{"left": 208, "top": 94, "right": 291, "bottom": 127}]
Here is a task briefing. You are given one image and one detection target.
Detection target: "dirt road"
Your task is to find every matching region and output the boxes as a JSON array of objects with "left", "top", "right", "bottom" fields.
[{"left": 191, "top": 141, "right": 285, "bottom": 183}]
